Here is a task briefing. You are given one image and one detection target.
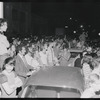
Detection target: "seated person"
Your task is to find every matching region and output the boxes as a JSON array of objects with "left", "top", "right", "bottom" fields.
[
  {"left": 15, "top": 44, "right": 35, "bottom": 97},
  {"left": 81, "top": 74, "right": 100, "bottom": 98},
  {"left": 25, "top": 45, "right": 40, "bottom": 71},
  {"left": 0, "top": 57, "right": 23, "bottom": 98}
]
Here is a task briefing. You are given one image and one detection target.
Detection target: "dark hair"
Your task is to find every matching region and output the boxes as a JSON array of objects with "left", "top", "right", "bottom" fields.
[
  {"left": 0, "top": 18, "right": 7, "bottom": 27},
  {"left": 80, "top": 52, "right": 83, "bottom": 59},
  {"left": 2, "top": 57, "right": 15, "bottom": 71},
  {"left": 16, "top": 43, "right": 26, "bottom": 53},
  {"left": 62, "top": 44, "right": 69, "bottom": 49}
]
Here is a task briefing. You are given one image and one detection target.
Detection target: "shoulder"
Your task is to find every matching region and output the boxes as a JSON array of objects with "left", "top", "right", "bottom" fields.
[
  {"left": 0, "top": 34, "right": 7, "bottom": 39},
  {"left": 16, "top": 54, "right": 21, "bottom": 60},
  {"left": 76, "top": 58, "right": 81, "bottom": 61},
  {"left": 0, "top": 73, "right": 8, "bottom": 84}
]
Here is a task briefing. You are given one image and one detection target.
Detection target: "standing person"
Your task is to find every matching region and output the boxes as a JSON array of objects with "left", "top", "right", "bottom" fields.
[
  {"left": 47, "top": 42, "right": 55, "bottom": 67},
  {"left": 0, "top": 57, "right": 23, "bottom": 98},
  {"left": 59, "top": 45, "right": 71, "bottom": 67},
  {"left": 0, "top": 18, "right": 10, "bottom": 72},
  {"left": 79, "top": 32, "right": 88, "bottom": 49}
]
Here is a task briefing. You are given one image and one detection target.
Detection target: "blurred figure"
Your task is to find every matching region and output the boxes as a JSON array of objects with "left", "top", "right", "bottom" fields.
[
  {"left": 39, "top": 44, "right": 48, "bottom": 68},
  {"left": 81, "top": 74, "right": 100, "bottom": 98},
  {"left": 79, "top": 32, "right": 88, "bottom": 49},
  {"left": 59, "top": 45, "right": 71, "bottom": 67}
]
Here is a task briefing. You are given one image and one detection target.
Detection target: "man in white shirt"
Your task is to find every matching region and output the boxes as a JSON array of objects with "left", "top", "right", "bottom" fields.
[
  {"left": 25, "top": 46, "right": 40, "bottom": 70},
  {"left": 39, "top": 46, "right": 48, "bottom": 67},
  {"left": 25, "top": 46, "right": 33, "bottom": 66},
  {"left": 0, "top": 19, "right": 10, "bottom": 71}
]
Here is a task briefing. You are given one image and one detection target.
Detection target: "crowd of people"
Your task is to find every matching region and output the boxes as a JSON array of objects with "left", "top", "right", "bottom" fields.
[{"left": 0, "top": 18, "right": 100, "bottom": 98}]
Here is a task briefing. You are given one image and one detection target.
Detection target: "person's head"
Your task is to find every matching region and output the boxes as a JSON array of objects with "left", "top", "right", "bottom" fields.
[
  {"left": 82, "top": 54, "right": 92, "bottom": 64},
  {"left": 0, "top": 18, "right": 8, "bottom": 32},
  {"left": 62, "top": 44, "right": 69, "bottom": 50},
  {"left": 44, "top": 43, "right": 48, "bottom": 50},
  {"left": 13, "top": 39, "right": 18, "bottom": 45},
  {"left": 10, "top": 44, "right": 16, "bottom": 52},
  {"left": 92, "top": 57, "right": 100, "bottom": 69},
  {"left": 28, "top": 46, "right": 33, "bottom": 53},
  {"left": 17, "top": 44, "right": 26, "bottom": 56},
  {"left": 2, "top": 57, "right": 15, "bottom": 73},
  {"left": 26, "top": 43, "right": 33, "bottom": 53},
  {"left": 89, "top": 74, "right": 99, "bottom": 83},
  {"left": 56, "top": 42, "right": 61, "bottom": 48}
]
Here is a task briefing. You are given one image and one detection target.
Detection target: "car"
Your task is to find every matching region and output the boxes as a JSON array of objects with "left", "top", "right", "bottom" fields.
[{"left": 21, "top": 66, "right": 85, "bottom": 98}]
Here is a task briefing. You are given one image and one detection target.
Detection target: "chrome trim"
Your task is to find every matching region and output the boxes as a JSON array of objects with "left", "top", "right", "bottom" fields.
[{"left": 24, "top": 85, "right": 82, "bottom": 98}]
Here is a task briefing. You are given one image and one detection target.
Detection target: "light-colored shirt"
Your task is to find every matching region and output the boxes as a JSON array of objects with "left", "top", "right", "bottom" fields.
[
  {"left": 31, "top": 58, "right": 40, "bottom": 69},
  {"left": 39, "top": 51, "right": 48, "bottom": 65},
  {"left": 82, "top": 63, "right": 92, "bottom": 80},
  {"left": 25, "top": 54, "right": 33, "bottom": 66},
  {"left": 91, "top": 66, "right": 100, "bottom": 77},
  {"left": 0, "top": 34, "right": 10, "bottom": 55}
]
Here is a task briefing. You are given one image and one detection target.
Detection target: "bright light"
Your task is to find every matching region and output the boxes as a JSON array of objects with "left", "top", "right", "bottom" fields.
[
  {"left": 80, "top": 25, "right": 83, "bottom": 28},
  {"left": 73, "top": 31, "right": 76, "bottom": 33},
  {"left": 70, "top": 17, "right": 72, "bottom": 20},
  {"left": 98, "top": 33, "right": 100, "bottom": 36},
  {"left": 65, "top": 26, "right": 68, "bottom": 28},
  {"left": 63, "top": 85, "right": 67, "bottom": 88}
]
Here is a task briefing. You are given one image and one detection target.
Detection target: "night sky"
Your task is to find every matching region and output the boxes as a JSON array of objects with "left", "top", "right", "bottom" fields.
[{"left": 31, "top": 0, "right": 100, "bottom": 38}]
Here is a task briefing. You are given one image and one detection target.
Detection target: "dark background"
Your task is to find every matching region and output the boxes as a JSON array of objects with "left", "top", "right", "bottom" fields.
[
  {"left": 4, "top": 0, "right": 100, "bottom": 40},
  {"left": 31, "top": 0, "right": 100, "bottom": 38}
]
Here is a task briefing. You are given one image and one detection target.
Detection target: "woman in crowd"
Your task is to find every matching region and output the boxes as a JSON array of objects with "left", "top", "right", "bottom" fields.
[{"left": 0, "top": 57, "right": 23, "bottom": 98}]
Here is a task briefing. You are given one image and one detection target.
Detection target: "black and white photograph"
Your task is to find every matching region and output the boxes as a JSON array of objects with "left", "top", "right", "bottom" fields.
[{"left": 0, "top": 0, "right": 100, "bottom": 98}]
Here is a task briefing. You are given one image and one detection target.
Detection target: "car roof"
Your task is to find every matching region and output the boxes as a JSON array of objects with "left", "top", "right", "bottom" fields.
[{"left": 25, "top": 66, "right": 84, "bottom": 93}]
